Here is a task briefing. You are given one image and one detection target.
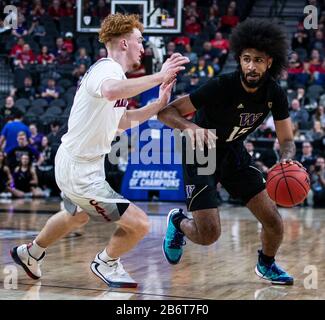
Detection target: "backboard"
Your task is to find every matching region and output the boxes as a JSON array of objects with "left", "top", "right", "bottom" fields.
[{"left": 77, "top": 0, "right": 183, "bottom": 34}]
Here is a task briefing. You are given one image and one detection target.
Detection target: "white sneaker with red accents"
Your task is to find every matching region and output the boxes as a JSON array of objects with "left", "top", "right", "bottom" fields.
[{"left": 10, "top": 244, "right": 45, "bottom": 280}]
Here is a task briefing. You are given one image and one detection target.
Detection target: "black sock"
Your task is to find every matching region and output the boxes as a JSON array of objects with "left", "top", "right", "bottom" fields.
[
  {"left": 259, "top": 250, "right": 275, "bottom": 266},
  {"left": 172, "top": 209, "right": 187, "bottom": 232}
]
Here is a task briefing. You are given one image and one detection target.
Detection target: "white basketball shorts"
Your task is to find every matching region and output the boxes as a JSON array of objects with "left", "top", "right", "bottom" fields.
[{"left": 55, "top": 146, "right": 130, "bottom": 222}]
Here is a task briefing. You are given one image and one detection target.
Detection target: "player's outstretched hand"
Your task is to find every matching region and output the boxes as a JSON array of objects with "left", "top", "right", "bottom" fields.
[
  {"left": 160, "top": 53, "right": 190, "bottom": 84},
  {"left": 182, "top": 123, "right": 218, "bottom": 150},
  {"left": 157, "top": 80, "right": 176, "bottom": 109}
]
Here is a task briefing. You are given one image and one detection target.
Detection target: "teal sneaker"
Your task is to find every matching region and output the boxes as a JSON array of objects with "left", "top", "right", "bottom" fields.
[
  {"left": 162, "top": 208, "right": 186, "bottom": 265},
  {"left": 255, "top": 250, "right": 294, "bottom": 285}
]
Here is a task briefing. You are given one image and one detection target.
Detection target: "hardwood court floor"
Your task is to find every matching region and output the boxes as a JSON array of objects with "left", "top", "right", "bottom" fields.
[{"left": 0, "top": 198, "right": 325, "bottom": 300}]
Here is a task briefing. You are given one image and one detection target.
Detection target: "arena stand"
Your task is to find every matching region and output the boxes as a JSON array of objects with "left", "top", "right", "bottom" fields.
[{"left": 0, "top": 0, "right": 325, "bottom": 206}]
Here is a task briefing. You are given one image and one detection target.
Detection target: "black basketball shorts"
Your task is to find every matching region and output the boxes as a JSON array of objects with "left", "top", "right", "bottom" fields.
[{"left": 182, "top": 140, "right": 266, "bottom": 211}]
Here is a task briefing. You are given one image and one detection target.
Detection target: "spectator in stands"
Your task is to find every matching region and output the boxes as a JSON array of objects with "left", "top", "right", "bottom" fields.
[
  {"left": 31, "top": 0, "right": 46, "bottom": 18},
  {"left": 96, "top": 47, "right": 107, "bottom": 61},
  {"left": 311, "top": 55, "right": 325, "bottom": 85},
  {"left": 200, "top": 41, "right": 220, "bottom": 64},
  {"left": 11, "top": 154, "right": 44, "bottom": 198},
  {"left": 0, "top": 151, "right": 13, "bottom": 196},
  {"left": 47, "top": 121, "right": 61, "bottom": 146},
  {"left": 210, "top": 31, "right": 229, "bottom": 65},
  {"left": 41, "top": 78, "right": 60, "bottom": 103},
  {"left": 206, "top": 5, "right": 219, "bottom": 34},
  {"left": 28, "top": 17, "right": 46, "bottom": 43},
  {"left": 292, "top": 121, "right": 306, "bottom": 141},
  {"left": 244, "top": 140, "right": 262, "bottom": 163},
  {"left": 0, "top": 96, "right": 20, "bottom": 124},
  {"left": 296, "top": 86, "right": 311, "bottom": 107},
  {"left": 63, "top": 32, "right": 75, "bottom": 54},
  {"left": 54, "top": 37, "right": 65, "bottom": 56},
  {"left": 305, "top": 120, "right": 325, "bottom": 141},
  {"left": 289, "top": 98, "right": 310, "bottom": 130},
  {"left": 258, "top": 138, "right": 281, "bottom": 171},
  {"left": 185, "top": 1, "right": 204, "bottom": 20},
  {"left": 310, "top": 156, "right": 325, "bottom": 207},
  {"left": 75, "top": 47, "right": 92, "bottom": 68},
  {"left": 189, "top": 56, "right": 214, "bottom": 79},
  {"left": 310, "top": 30, "right": 325, "bottom": 55},
  {"left": 36, "top": 136, "right": 59, "bottom": 196},
  {"left": 29, "top": 123, "right": 44, "bottom": 151},
  {"left": 185, "top": 73, "right": 200, "bottom": 94},
  {"left": 165, "top": 41, "right": 177, "bottom": 59},
  {"left": 10, "top": 38, "right": 25, "bottom": 59},
  {"left": 174, "top": 35, "right": 190, "bottom": 47},
  {"left": 14, "top": 44, "right": 36, "bottom": 69},
  {"left": 219, "top": 6, "right": 239, "bottom": 34},
  {"left": 15, "top": 76, "right": 37, "bottom": 100},
  {"left": 11, "top": 14, "right": 28, "bottom": 38},
  {"left": 295, "top": 141, "right": 316, "bottom": 172},
  {"left": 62, "top": 0, "right": 75, "bottom": 17},
  {"left": 312, "top": 105, "right": 325, "bottom": 128},
  {"left": 309, "top": 49, "right": 322, "bottom": 74},
  {"left": 56, "top": 46, "right": 72, "bottom": 65},
  {"left": 92, "top": 0, "right": 110, "bottom": 20},
  {"left": 7, "top": 132, "right": 39, "bottom": 172},
  {"left": 37, "top": 45, "right": 56, "bottom": 65},
  {"left": 72, "top": 63, "right": 87, "bottom": 86},
  {"left": 48, "top": 0, "right": 65, "bottom": 23},
  {"left": 183, "top": 43, "right": 198, "bottom": 65},
  {"left": 291, "top": 26, "right": 309, "bottom": 52},
  {"left": 184, "top": 15, "right": 202, "bottom": 39},
  {"left": 279, "top": 70, "right": 289, "bottom": 91}
]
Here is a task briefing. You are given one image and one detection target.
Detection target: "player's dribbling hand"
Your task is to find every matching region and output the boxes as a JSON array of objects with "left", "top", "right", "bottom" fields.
[
  {"left": 268, "top": 159, "right": 305, "bottom": 172},
  {"left": 182, "top": 123, "right": 218, "bottom": 151},
  {"left": 160, "top": 53, "right": 190, "bottom": 84}
]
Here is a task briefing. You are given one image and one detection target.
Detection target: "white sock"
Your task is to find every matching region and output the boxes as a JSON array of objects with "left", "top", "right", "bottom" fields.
[
  {"left": 28, "top": 240, "right": 46, "bottom": 260},
  {"left": 99, "top": 249, "right": 117, "bottom": 262}
]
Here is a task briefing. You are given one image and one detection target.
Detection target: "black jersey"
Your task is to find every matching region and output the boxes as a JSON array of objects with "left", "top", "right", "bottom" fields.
[{"left": 189, "top": 70, "right": 289, "bottom": 144}]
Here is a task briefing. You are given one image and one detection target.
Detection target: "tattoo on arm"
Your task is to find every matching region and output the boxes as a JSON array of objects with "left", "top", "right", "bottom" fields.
[{"left": 280, "top": 140, "right": 296, "bottom": 160}]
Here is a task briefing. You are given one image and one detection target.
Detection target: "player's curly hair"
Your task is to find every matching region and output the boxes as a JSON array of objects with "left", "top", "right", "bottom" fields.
[
  {"left": 99, "top": 13, "right": 144, "bottom": 44},
  {"left": 230, "top": 18, "right": 288, "bottom": 79}
]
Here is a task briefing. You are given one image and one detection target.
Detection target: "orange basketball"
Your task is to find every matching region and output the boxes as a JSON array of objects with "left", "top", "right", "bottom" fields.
[{"left": 266, "top": 163, "right": 310, "bottom": 207}]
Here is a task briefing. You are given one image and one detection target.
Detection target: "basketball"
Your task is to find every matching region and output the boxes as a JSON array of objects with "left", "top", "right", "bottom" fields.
[{"left": 266, "top": 163, "right": 310, "bottom": 207}]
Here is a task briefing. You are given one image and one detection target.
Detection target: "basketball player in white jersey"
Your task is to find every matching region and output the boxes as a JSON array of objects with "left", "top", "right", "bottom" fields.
[{"left": 10, "top": 13, "right": 189, "bottom": 288}]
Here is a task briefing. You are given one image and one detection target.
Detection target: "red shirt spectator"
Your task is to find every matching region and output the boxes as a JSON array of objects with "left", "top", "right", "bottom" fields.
[
  {"left": 221, "top": 7, "right": 239, "bottom": 29},
  {"left": 48, "top": 0, "right": 65, "bottom": 20},
  {"left": 10, "top": 38, "right": 25, "bottom": 58},
  {"left": 37, "top": 46, "right": 55, "bottom": 65},
  {"left": 63, "top": 32, "right": 74, "bottom": 53},
  {"left": 174, "top": 36, "right": 190, "bottom": 47},
  {"left": 61, "top": 1, "right": 75, "bottom": 17},
  {"left": 15, "top": 44, "right": 36, "bottom": 65},
  {"left": 185, "top": 16, "right": 201, "bottom": 35},
  {"left": 210, "top": 32, "right": 229, "bottom": 52}
]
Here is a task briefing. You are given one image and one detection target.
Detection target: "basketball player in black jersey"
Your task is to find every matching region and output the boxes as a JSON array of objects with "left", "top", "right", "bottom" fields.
[{"left": 158, "top": 19, "right": 300, "bottom": 285}]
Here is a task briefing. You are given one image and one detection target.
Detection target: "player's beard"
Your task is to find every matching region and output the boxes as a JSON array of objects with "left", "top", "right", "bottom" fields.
[{"left": 240, "top": 67, "right": 269, "bottom": 88}]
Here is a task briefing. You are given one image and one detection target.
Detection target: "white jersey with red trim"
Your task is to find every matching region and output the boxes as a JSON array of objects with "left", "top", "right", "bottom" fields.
[{"left": 61, "top": 58, "right": 128, "bottom": 160}]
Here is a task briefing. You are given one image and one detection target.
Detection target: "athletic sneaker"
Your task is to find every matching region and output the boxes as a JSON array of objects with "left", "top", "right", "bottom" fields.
[
  {"left": 90, "top": 254, "right": 137, "bottom": 288},
  {"left": 10, "top": 244, "right": 45, "bottom": 280},
  {"left": 255, "top": 250, "right": 294, "bottom": 285},
  {"left": 162, "top": 208, "right": 186, "bottom": 265}
]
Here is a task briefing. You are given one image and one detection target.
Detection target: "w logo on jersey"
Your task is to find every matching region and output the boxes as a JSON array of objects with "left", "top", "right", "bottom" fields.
[
  {"left": 186, "top": 185, "right": 195, "bottom": 198},
  {"left": 239, "top": 113, "right": 263, "bottom": 126},
  {"left": 114, "top": 99, "right": 128, "bottom": 108}
]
